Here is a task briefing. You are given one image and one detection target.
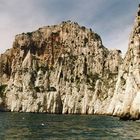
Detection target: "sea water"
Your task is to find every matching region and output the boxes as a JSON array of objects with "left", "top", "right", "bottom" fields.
[{"left": 0, "top": 112, "right": 140, "bottom": 139}]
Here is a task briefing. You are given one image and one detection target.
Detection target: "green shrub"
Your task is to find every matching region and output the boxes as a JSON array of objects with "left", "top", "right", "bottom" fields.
[
  {"left": 47, "top": 87, "right": 57, "bottom": 92},
  {"left": 27, "top": 32, "right": 32, "bottom": 36},
  {"left": 87, "top": 72, "right": 100, "bottom": 81},
  {"left": 0, "top": 84, "right": 7, "bottom": 93}
]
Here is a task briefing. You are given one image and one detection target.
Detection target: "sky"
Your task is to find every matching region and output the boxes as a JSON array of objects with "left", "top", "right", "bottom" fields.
[{"left": 0, "top": 0, "right": 139, "bottom": 54}]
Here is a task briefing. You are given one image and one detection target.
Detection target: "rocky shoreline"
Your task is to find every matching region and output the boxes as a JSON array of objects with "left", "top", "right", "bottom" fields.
[{"left": 0, "top": 6, "right": 140, "bottom": 120}]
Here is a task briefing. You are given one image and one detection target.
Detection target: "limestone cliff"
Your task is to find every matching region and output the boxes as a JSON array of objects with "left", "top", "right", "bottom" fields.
[
  {"left": 0, "top": 5, "right": 140, "bottom": 120},
  {"left": 107, "top": 6, "right": 140, "bottom": 120},
  {"left": 0, "top": 21, "right": 122, "bottom": 114}
]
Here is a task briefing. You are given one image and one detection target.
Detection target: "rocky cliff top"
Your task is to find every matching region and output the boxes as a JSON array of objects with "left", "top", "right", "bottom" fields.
[
  {"left": 107, "top": 5, "right": 140, "bottom": 120},
  {"left": 0, "top": 5, "right": 140, "bottom": 120},
  {"left": 0, "top": 20, "right": 122, "bottom": 84},
  {"left": 0, "top": 19, "right": 123, "bottom": 114}
]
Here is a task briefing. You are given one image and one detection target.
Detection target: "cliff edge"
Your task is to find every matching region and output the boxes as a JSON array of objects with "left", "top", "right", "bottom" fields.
[
  {"left": 107, "top": 5, "right": 140, "bottom": 120},
  {"left": 0, "top": 6, "right": 140, "bottom": 120}
]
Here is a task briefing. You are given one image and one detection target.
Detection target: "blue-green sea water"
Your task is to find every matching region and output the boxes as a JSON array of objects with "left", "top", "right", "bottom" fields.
[{"left": 0, "top": 112, "right": 140, "bottom": 140}]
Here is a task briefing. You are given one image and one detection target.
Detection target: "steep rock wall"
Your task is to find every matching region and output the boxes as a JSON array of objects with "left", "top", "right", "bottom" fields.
[
  {"left": 1, "top": 6, "right": 140, "bottom": 120},
  {"left": 107, "top": 6, "right": 140, "bottom": 120},
  {"left": 0, "top": 21, "right": 122, "bottom": 114}
]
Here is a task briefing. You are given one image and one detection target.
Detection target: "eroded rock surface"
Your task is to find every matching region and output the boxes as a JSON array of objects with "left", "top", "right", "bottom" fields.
[
  {"left": 0, "top": 5, "right": 140, "bottom": 120},
  {"left": 0, "top": 21, "right": 122, "bottom": 114},
  {"left": 107, "top": 6, "right": 140, "bottom": 120}
]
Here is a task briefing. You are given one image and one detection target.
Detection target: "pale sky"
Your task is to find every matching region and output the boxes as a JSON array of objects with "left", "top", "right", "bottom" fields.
[{"left": 0, "top": 0, "right": 139, "bottom": 54}]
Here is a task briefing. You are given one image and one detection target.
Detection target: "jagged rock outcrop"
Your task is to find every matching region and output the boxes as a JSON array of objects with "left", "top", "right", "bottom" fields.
[
  {"left": 0, "top": 21, "right": 122, "bottom": 114},
  {"left": 0, "top": 5, "right": 140, "bottom": 120},
  {"left": 107, "top": 6, "right": 140, "bottom": 120}
]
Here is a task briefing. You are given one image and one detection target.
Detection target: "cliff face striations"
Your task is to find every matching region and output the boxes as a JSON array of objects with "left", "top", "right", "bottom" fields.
[
  {"left": 0, "top": 21, "right": 122, "bottom": 114},
  {"left": 0, "top": 6, "right": 140, "bottom": 120},
  {"left": 107, "top": 6, "right": 140, "bottom": 120}
]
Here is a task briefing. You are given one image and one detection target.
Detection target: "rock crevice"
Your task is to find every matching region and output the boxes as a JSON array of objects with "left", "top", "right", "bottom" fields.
[{"left": 0, "top": 6, "right": 140, "bottom": 120}]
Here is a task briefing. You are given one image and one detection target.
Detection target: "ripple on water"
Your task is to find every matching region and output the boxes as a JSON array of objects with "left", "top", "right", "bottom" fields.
[{"left": 0, "top": 112, "right": 140, "bottom": 139}]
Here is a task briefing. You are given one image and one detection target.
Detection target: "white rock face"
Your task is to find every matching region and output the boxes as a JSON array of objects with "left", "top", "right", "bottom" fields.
[
  {"left": 0, "top": 21, "right": 122, "bottom": 115},
  {"left": 107, "top": 6, "right": 140, "bottom": 120},
  {"left": 0, "top": 5, "right": 140, "bottom": 120}
]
